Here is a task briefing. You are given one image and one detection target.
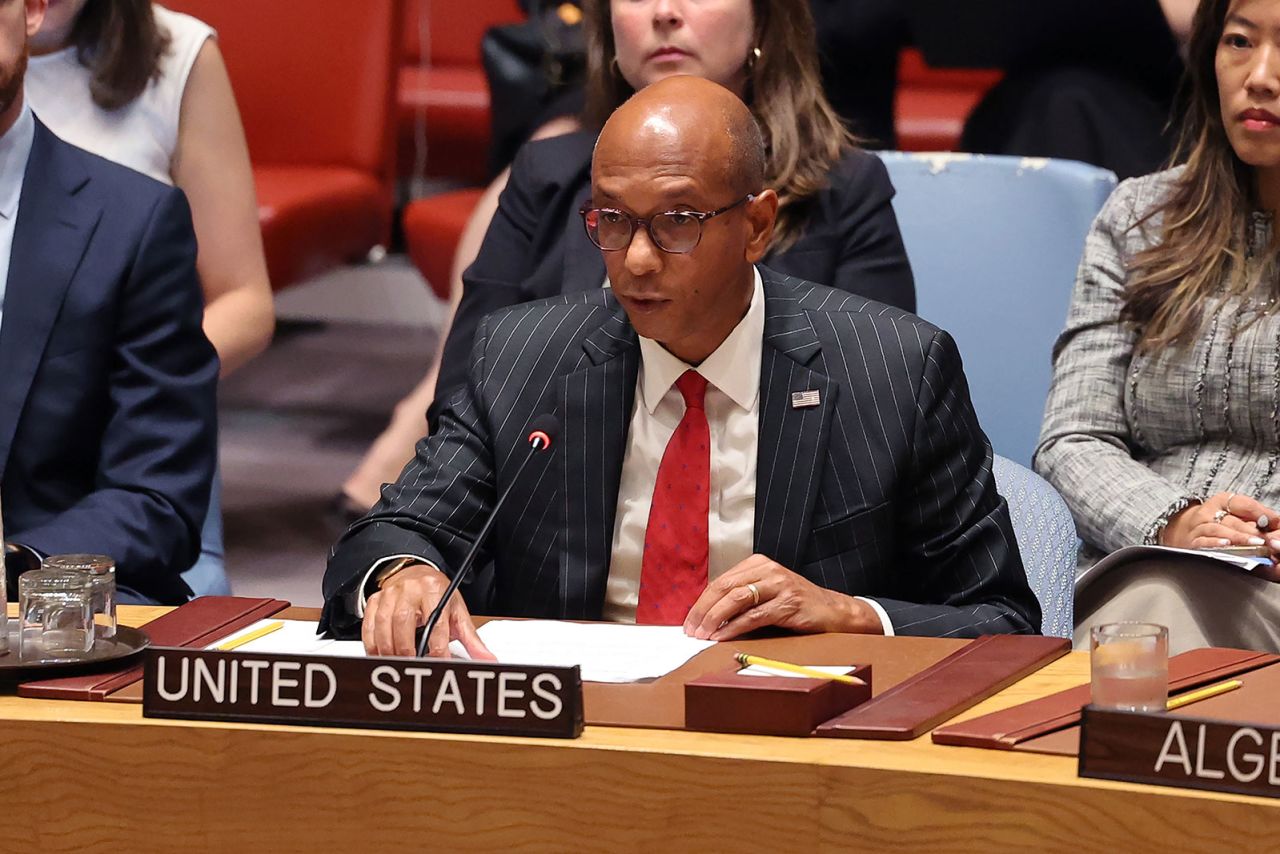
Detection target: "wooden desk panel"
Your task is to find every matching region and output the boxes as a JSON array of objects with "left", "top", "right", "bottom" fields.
[
  {"left": 4, "top": 603, "right": 168, "bottom": 626},
  {"left": 0, "top": 608, "right": 1276, "bottom": 851}
]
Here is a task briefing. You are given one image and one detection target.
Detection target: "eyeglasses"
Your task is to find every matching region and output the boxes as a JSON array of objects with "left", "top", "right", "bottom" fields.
[{"left": 579, "top": 194, "right": 755, "bottom": 254}]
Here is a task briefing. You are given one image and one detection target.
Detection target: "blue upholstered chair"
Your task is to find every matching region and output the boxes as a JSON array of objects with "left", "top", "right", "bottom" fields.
[
  {"left": 992, "top": 454, "right": 1077, "bottom": 639},
  {"left": 876, "top": 152, "right": 1117, "bottom": 466}
]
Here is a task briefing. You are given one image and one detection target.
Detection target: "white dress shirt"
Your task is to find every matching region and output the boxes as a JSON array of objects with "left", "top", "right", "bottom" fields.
[
  {"left": 602, "top": 267, "right": 892, "bottom": 633},
  {"left": 602, "top": 270, "right": 765, "bottom": 620},
  {"left": 0, "top": 100, "right": 35, "bottom": 332}
]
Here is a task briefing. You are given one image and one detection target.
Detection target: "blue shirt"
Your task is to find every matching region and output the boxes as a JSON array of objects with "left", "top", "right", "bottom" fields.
[{"left": 0, "top": 100, "right": 36, "bottom": 329}]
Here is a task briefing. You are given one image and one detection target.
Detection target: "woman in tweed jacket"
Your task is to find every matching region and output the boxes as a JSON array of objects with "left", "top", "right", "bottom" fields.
[{"left": 1036, "top": 0, "right": 1280, "bottom": 653}]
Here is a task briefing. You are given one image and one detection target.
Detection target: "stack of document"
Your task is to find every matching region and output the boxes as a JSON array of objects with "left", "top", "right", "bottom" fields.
[{"left": 456, "top": 620, "right": 715, "bottom": 682}]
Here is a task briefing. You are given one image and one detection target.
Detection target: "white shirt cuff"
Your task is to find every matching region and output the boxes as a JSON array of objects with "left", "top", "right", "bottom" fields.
[
  {"left": 353, "top": 554, "right": 438, "bottom": 618},
  {"left": 854, "top": 596, "right": 894, "bottom": 636}
]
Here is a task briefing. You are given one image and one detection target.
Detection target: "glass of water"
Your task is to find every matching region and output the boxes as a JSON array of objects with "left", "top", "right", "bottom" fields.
[
  {"left": 42, "top": 554, "right": 116, "bottom": 639},
  {"left": 18, "top": 569, "right": 94, "bottom": 660},
  {"left": 1090, "top": 622, "right": 1169, "bottom": 713}
]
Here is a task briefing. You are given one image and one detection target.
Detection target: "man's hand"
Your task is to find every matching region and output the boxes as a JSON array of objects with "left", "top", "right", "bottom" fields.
[
  {"left": 1159, "top": 492, "right": 1280, "bottom": 551},
  {"left": 682, "top": 554, "right": 884, "bottom": 641},
  {"left": 361, "top": 563, "right": 495, "bottom": 659}
]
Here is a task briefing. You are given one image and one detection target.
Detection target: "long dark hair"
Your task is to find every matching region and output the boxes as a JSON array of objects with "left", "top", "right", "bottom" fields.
[
  {"left": 1123, "top": 0, "right": 1265, "bottom": 350},
  {"left": 580, "top": 0, "right": 854, "bottom": 252},
  {"left": 69, "top": 0, "right": 170, "bottom": 110}
]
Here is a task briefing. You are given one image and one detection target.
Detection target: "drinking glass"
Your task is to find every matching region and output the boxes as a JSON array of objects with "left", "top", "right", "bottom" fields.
[
  {"left": 42, "top": 554, "right": 116, "bottom": 639},
  {"left": 1090, "top": 622, "right": 1169, "bottom": 713},
  {"left": 18, "top": 569, "right": 94, "bottom": 660}
]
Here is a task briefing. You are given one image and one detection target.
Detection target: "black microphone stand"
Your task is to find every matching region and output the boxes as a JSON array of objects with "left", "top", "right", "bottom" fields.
[{"left": 416, "top": 430, "right": 553, "bottom": 657}]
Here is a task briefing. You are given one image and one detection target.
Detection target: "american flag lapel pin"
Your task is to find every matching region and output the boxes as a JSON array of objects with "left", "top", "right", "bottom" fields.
[{"left": 790, "top": 390, "right": 821, "bottom": 409}]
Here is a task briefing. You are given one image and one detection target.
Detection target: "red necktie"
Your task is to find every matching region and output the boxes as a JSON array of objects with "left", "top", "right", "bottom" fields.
[{"left": 636, "top": 370, "right": 710, "bottom": 625}]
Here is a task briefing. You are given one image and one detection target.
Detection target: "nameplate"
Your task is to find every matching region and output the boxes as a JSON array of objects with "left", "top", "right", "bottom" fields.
[
  {"left": 1080, "top": 705, "right": 1280, "bottom": 799},
  {"left": 141, "top": 647, "right": 583, "bottom": 739}
]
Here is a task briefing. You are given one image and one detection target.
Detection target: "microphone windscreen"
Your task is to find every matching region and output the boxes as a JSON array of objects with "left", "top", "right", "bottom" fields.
[{"left": 526, "top": 413, "right": 560, "bottom": 449}]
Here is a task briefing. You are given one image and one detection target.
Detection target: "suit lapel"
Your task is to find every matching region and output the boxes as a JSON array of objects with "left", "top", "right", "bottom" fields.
[
  {"left": 557, "top": 300, "right": 637, "bottom": 618},
  {"left": 0, "top": 122, "right": 100, "bottom": 479},
  {"left": 754, "top": 271, "right": 837, "bottom": 570}
]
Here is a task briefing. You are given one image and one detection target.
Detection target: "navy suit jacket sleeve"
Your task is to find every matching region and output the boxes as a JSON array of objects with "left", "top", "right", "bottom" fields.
[{"left": 14, "top": 187, "right": 218, "bottom": 597}]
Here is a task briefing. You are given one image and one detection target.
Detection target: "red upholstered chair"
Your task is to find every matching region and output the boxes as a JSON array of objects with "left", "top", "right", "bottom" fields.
[
  {"left": 402, "top": 188, "right": 485, "bottom": 299},
  {"left": 165, "top": 0, "right": 401, "bottom": 291},
  {"left": 399, "top": 0, "right": 524, "bottom": 184},
  {"left": 894, "top": 49, "right": 1002, "bottom": 152}
]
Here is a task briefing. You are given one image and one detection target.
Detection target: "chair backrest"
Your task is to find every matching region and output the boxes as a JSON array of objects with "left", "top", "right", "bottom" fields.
[
  {"left": 165, "top": 0, "right": 401, "bottom": 180},
  {"left": 992, "top": 454, "right": 1078, "bottom": 639},
  {"left": 877, "top": 152, "right": 1116, "bottom": 466},
  {"left": 404, "top": 0, "right": 523, "bottom": 66},
  {"left": 897, "top": 48, "right": 1001, "bottom": 91}
]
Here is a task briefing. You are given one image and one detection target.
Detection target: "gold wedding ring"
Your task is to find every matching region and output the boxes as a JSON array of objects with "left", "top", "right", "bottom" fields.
[
  {"left": 1226, "top": 493, "right": 1237, "bottom": 515},
  {"left": 746, "top": 582, "right": 761, "bottom": 607}
]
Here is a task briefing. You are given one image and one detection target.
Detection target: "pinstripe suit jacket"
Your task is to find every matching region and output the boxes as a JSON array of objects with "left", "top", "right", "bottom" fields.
[{"left": 321, "top": 267, "right": 1039, "bottom": 638}]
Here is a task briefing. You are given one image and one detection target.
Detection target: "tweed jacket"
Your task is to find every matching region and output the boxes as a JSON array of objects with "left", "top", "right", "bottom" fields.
[
  {"left": 1035, "top": 166, "right": 1280, "bottom": 568},
  {"left": 322, "top": 267, "right": 1039, "bottom": 639}
]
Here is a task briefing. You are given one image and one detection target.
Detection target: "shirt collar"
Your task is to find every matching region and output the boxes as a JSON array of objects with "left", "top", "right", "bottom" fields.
[
  {"left": 637, "top": 266, "right": 764, "bottom": 414},
  {"left": 0, "top": 100, "right": 34, "bottom": 222}
]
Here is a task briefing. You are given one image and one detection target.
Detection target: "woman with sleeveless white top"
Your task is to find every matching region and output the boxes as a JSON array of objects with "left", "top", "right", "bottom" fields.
[
  {"left": 27, "top": 0, "right": 274, "bottom": 598},
  {"left": 28, "top": 1, "right": 272, "bottom": 374}
]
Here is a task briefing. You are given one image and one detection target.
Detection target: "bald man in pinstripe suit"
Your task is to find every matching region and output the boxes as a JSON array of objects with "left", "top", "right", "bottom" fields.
[{"left": 323, "top": 78, "right": 1040, "bottom": 656}]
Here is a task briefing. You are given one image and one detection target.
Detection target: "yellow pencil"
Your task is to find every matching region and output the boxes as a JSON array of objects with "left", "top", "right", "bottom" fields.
[
  {"left": 218, "top": 621, "right": 285, "bottom": 651},
  {"left": 1166, "top": 679, "right": 1243, "bottom": 711},
  {"left": 734, "top": 652, "right": 866, "bottom": 686}
]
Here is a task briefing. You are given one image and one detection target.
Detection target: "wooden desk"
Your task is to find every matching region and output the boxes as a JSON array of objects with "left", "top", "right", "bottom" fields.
[{"left": 1, "top": 608, "right": 1276, "bottom": 851}]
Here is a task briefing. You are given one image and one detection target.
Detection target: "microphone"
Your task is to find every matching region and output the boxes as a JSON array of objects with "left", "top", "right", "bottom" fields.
[{"left": 416, "top": 414, "right": 560, "bottom": 657}]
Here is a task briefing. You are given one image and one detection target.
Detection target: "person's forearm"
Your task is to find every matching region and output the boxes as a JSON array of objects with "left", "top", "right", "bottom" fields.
[
  {"left": 202, "top": 285, "right": 275, "bottom": 376},
  {"left": 1035, "top": 433, "right": 1196, "bottom": 552}
]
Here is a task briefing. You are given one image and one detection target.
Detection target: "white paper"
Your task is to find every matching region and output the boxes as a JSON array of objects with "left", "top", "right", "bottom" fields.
[
  {"left": 1075, "top": 544, "right": 1272, "bottom": 591},
  {"left": 209, "top": 619, "right": 716, "bottom": 683},
  {"left": 205, "top": 619, "right": 332, "bottom": 654},
  {"left": 207, "top": 620, "right": 374, "bottom": 657},
  {"left": 468, "top": 620, "right": 716, "bottom": 683}
]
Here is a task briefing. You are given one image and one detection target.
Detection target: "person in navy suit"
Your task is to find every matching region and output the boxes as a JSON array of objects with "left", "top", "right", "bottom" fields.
[
  {"left": 0, "top": 0, "right": 218, "bottom": 604},
  {"left": 323, "top": 77, "right": 1038, "bottom": 656}
]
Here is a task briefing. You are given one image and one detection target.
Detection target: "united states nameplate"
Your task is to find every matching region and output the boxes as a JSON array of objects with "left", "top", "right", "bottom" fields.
[{"left": 142, "top": 647, "right": 583, "bottom": 738}]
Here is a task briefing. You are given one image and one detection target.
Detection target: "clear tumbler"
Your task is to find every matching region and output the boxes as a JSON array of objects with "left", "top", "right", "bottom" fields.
[
  {"left": 42, "top": 554, "right": 116, "bottom": 639},
  {"left": 18, "top": 569, "right": 94, "bottom": 660},
  {"left": 1090, "top": 622, "right": 1169, "bottom": 713}
]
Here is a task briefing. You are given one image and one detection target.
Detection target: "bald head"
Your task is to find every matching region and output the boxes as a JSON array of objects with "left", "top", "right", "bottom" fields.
[
  {"left": 587, "top": 75, "right": 778, "bottom": 365},
  {"left": 594, "top": 76, "right": 766, "bottom": 197}
]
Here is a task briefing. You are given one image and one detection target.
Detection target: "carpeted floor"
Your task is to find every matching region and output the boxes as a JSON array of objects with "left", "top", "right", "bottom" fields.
[{"left": 219, "top": 303, "right": 442, "bottom": 607}]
